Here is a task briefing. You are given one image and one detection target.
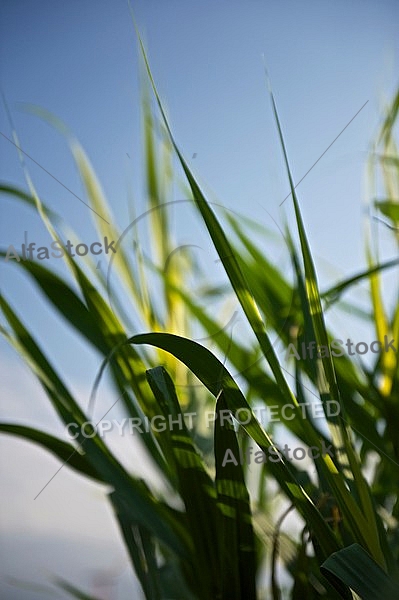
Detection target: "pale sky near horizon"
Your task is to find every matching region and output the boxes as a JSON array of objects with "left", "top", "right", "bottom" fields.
[{"left": 1, "top": 1, "right": 398, "bottom": 598}]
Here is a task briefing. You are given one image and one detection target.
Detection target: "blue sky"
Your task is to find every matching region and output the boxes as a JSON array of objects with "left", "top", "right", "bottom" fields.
[{"left": 1, "top": 1, "right": 398, "bottom": 598}]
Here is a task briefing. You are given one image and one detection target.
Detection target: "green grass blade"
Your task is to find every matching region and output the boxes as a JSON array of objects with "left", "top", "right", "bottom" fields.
[
  {"left": 0, "top": 423, "right": 105, "bottom": 483},
  {"left": 53, "top": 577, "right": 103, "bottom": 600},
  {"left": 268, "top": 81, "right": 385, "bottom": 566},
  {"left": 110, "top": 491, "right": 163, "bottom": 600},
  {"left": 0, "top": 183, "right": 60, "bottom": 220},
  {"left": 214, "top": 391, "right": 257, "bottom": 600},
  {"left": 321, "top": 544, "right": 399, "bottom": 600},
  {"left": 321, "top": 258, "right": 399, "bottom": 304}
]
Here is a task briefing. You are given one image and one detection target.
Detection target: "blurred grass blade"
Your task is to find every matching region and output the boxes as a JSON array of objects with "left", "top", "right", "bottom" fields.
[
  {"left": 0, "top": 183, "right": 60, "bottom": 221},
  {"left": 366, "top": 244, "right": 396, "bottom": 397},
  {"left": 321, "top": 544, "right": 399, "bottom": 600},
  {"left": 0, "top": 424, "right": 105, "bottom": 483},
  {"left": 53, "top": 577, "right": 103, "bottom": 600},
  {"left": 110, "top": 490, "right": 162, "bottom": 600},
  {"left": 0, "top": 252, "right": 108, "bottom": 352},
  {"left": 321, "top": 258, "right": 399, "bottom": 304}
]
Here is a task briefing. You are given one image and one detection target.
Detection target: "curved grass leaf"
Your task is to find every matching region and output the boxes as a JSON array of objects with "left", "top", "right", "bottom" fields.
[
  {"left": 0, "top": 182, "right": 60, "bottom": 221},
  {"left": 0, "top": 424, "right": 105, "bottom": 483},
  {"left": 321, "top": 258, "right": 399, "bottom": 304},
  {"left": 321, "top": 544, "right": 399, "bottom": 600}
]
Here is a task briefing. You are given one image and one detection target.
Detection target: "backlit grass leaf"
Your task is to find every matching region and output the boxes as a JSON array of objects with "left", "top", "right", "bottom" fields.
[
  {"left": 0, "top": 182, "right": 60, "bottom": 221},
  {"left": 268, "top": 82, "right": 384, "bottom": 567},
  {"left": 375, "top": 200, "right": 399, "bottom": 224}
]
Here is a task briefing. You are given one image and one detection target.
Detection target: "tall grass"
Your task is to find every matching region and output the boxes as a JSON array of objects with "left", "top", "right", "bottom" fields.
[{"left": 1, "top": 30, "right": 399, "bottom": 599}]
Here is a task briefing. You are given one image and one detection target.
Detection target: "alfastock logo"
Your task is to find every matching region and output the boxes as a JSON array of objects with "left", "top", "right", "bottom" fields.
[{"left": 4, "top": 232, "right": 117, "bottom": 262}]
